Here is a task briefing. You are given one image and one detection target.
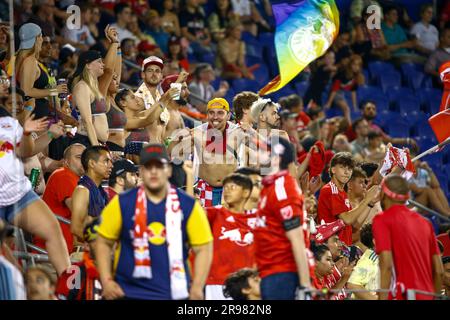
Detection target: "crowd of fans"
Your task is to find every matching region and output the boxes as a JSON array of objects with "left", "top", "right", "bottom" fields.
[{"left": 0, "top": 0, "right": 450, "bottom": 300}]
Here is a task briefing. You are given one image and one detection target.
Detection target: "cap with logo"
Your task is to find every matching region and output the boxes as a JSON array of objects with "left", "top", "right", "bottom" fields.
[
  {"left": 142, "top": 56, "right": 164, "bottom": 72},
  {"left": 207, "top": 98, "right": 230, "bottom": 112},
  {"left": 18, "top": 23, "right": 42, "bottom": 50},
  {"left": 312, "top": 219, "right": 346, "bottom": 244},
  {"left": 250, "top": 98, "right": 276, "bottom": 123},
  {"left": 140, "top": 143, "right": 170, "bottom": 165},
  {"left": 109, "top": 159, "right": 138, "bottom": 185}
]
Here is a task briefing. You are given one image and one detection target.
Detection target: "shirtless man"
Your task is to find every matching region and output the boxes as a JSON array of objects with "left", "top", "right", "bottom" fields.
[
  {"left": 134, "top": 56, "right": 170, "bottom": 143},
  {"left": 169, "top": 98, "right": 245, "bottom": 207}
]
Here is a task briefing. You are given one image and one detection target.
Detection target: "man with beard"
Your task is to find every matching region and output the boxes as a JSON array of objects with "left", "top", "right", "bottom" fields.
[
  {"left": 168, "top": 98, "right": 244, "bottom": 207},
  {"left": 373, "top": 174, "right": 443, "bottom": 300},
  {"left": 249, "top": 98, "right": 289, "bottom": 141},
  {"left": 105, "top": 159, "right": 139, "bottom": 200},
  {"left": 71, "top": 146, "right": 113, "bottom": 241},
  {"left": 135, "top": 56, "right": 172, "bottom": 143},
  {"left": 360, "top": 101, "right": 418, "bottom": 151}
]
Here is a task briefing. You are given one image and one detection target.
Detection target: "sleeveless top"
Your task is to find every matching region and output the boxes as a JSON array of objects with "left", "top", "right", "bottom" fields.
[
  {"left": 90, "top": 98, "right": 107, "bottom": 115},
  {"left": 32, "top": 64, "right": 51, "bottom": 119},
  {"left": 106, "top": 104, "right": 127, "bottom": 130},
  {"left": 126, "top": 128, "right": 149, "bottom": 143}
]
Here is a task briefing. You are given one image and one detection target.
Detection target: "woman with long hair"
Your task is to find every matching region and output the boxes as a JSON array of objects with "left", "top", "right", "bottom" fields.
[
  {"left": 160, "top": 0, "right": 181, "bottom": 36},
  {"left": 15, "top": 23, "right": 67, "bottom": 119}
]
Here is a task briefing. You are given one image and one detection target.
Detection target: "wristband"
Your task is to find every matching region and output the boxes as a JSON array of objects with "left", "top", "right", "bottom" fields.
[
  {"left": 47, "top": 131, "right": 55, "bottom": 140},
  {"left": 23, "top": 131, "right": 31, "bottom": 136},
  {"left": 24, "top": 105, "right": 33, "bottom": 112},
  {"left": 49, "top": 89, "right": 58, "bottom": 97},
  {"left": 117, "top": 52, "right": 122, "bottom": 56}
]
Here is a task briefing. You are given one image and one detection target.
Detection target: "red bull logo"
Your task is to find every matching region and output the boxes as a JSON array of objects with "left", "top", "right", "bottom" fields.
[
  {"left": 0, "top": 140, "right": 14, "bottom": 158},
  {"left": 218, "top": 227, "right": 254, "bottom": 246}
]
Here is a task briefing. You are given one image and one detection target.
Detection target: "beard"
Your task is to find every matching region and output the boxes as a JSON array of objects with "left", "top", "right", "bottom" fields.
[{"left": 364, "top": 113, "right": 376, "bottom": 121}]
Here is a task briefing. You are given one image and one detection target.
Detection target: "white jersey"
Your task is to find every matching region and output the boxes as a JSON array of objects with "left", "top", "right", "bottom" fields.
[{"left": 0, "top": 116, "right": 32, "bottom": 207}]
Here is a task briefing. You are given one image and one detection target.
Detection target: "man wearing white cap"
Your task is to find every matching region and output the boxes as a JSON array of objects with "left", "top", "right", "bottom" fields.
[{"left": 135, "top": 56, "right": 170, "bottom": 143}]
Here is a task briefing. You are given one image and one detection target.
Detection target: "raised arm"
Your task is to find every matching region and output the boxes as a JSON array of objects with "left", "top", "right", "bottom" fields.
[{"left": 99, "top": 26, "right": 120, "bottom": 97}]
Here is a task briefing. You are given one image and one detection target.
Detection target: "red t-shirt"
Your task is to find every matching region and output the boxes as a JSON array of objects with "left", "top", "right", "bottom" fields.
[
  {"left": 104, "top": 186, "right": 117, "bottom": 201},
  {"left": 437, "top": 233, "right": 450, "bottom": 256},
  {"left": 206, "top": 206, "right": 257, "bottom": 285},
  {"left": 372, "top": 205, "right": 440, "bottom": 300},
  {"left": 323, "top": 266, "right": 347, "bottom": 300},
  {"left": 254, "top": 171, "right": 308, "bottom": 278},
  {"left": 35, "top": 167, "right": 79, "bottom": 253},
  {"left": 317, "top": 181, "right": 353, "bottom": 246}
]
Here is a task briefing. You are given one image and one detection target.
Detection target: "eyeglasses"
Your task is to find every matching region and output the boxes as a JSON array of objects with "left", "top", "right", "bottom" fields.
[{"left": 0, "top": 77, "right": 10, "bottom": 87}]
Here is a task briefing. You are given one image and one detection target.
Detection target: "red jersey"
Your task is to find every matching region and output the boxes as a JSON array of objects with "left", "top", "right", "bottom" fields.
[
  {"left": 254, "top": 171, "right": 308, "bottom": 278},
  {"left": 206, "top": 206, "right": 257, "bottom": 285},
  {"left": 372, "top": 205, "right": 440, "bottom": 300},
  {"left": 104, "top": 186, "right": 118, "bottom": 201},
  {"left": 437, "top": 233, "right": 450, "bottom": 256},
  {"left": 35, "top": 167, "right": 79, "bottom": 253},
  {"left": 317, "top": 182, "right": 353, "bottom": 246},
  {"left": 313, "top": 266, "right": 346, "bottom": 300}
]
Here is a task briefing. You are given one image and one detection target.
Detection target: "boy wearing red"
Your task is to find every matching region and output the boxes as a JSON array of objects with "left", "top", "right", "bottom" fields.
[
  {"left": 373, "top": 174, "right": 443, "bottom": 300},
  {"left": 254, "top": 138, "right": 311, "bottom": 300},
  {"left": 205, "top": 173, "right": 256, "bottom": 300},
  {"left": 318, "top": 152, "right": 378, "bottom": 246}
]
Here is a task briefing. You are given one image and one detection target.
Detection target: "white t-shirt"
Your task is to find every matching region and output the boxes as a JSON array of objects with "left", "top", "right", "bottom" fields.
[
  {"left": 410, "top": 22, "right": 439, "bottom": 51},
  {"left": 63, "top": 25, "right": 96, "bottom": 46},
  {"left": 110, "top": 23, "right": 139, "bottom": 43},
  {"left": 0, "top": 116, "right": 32, "bottom": 207},
  {"left": 231, "top": 0, "right": 252, "bottom": 16},
  {"left": 0, "top": 255, "right": 26, "bottom": 300}
]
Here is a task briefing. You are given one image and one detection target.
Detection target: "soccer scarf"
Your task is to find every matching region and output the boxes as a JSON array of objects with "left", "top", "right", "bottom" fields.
[{"left": 132, "top": 184, "right": 189, "bottom": 300}]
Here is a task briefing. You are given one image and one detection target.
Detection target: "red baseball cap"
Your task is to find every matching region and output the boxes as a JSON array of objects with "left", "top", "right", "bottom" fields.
[
  {"left": 141, "top": 55, "right": 164, "bottom": 72},
  {"left": 160, "top": 74, "right": 179, "bottom": 93},
  {"left": 138, "top": 41, "right": 159, "bottom": 53}
]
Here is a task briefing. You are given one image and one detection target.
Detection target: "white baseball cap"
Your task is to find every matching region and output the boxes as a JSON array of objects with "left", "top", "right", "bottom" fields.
[{"left": 141, "top": 56, "right": 164, "bottom": 72}]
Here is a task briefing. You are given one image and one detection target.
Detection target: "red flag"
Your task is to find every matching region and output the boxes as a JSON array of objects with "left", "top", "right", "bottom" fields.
[
  {"left": 428, "top": 109, "right": 450, "bottom": 143},
  {"left": 439, "top": 61, "right": 450, "bottom": 112}
]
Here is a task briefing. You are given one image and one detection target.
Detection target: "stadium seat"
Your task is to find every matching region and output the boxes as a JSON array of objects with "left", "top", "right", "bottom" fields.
[
  {"left": 387, "top": 87, "right": 415, "bottom": 106},
  {"left": 210, "top": 77, "right": 223, "bottom": 90},
  {"left": 401, "top": 110, "right": 422, "bottom": 129},
  {"left": 372, "top": 97, "right": 389, "bottom": 112},
  {"left": 379, "top": 71, "right": 401, "bottom": 93},
  {"left": 386, "top": 120, "right": 410, "bottom": 137},
  {"left": 245, "top": 55, "right": 263, "bottom": 67},
  {"left": 201, "top": 52, "right": 216, "bottom": 66},
  {"left": 246, "top": 43, "right": 264, "bottom": 60},
  {"left": 232, "top": 79, "right": 259, "bottom": 92},
  {"left": 258, "top": 32, "right": 275, "bottom": 48},
  {"left": 398, "top": 97, "right": 421, "bottom": 114},
  {"left": 252, "top": 63, "right": 270, "bottom": 87},
  {"left": 368, "top": 61, "right": 396, "bottom": 83},
  {"left": 357, "top": 85, "right": 382, "bottom": 102},
  {"left": 223, "top": 87, "right": 235, "bottom": 106},
  {"left": 294, "top": 81, "right": 309, "bottom": 97}
]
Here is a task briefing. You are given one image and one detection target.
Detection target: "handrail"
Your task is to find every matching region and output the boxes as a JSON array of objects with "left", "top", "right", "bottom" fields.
[
  {"left": 55, "top": 215, "right": 71, "bottom": 225},
  {"left": 408, "top": 199, "right": 450, "bottom": 223},
  {"left": 25, "top": 242, "right": 48, "bottom": 255}
]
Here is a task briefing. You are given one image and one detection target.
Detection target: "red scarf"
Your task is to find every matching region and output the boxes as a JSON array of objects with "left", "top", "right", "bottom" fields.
[
  {"left": 297, "top": 141, "right": 326, "bottom": 178},
  {"left": 205, "top": 123, "right": 229, "bottom": 154},
  {"left": 133, "top": 186, "right": 152, "bottom": 278}
]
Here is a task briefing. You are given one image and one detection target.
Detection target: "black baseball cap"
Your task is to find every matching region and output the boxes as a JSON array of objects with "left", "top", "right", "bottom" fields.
[
  {"left": 109, "top": 159, "right": 138, "bottom": 185},
  {"left": 279, "top": 109, "right": 298, "bottom": 119},
  {"left": 140, "top": 143, "right": 170, "bottom": 165}
]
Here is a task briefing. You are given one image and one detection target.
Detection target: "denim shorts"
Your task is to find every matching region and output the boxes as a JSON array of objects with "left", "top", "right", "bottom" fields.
[
  {"left": 261, "top": 272, "right": 299, "bottom": 300},
  {"left": 0, "top": 190, "right": 40, "bottom": 223}
]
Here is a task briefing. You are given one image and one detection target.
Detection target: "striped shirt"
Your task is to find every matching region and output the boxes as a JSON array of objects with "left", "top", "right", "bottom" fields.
[
  {"left": 0, "top": 255, "right": 26, "bottom": 300},
  {"left": 0, "top": 116, "right": 32, "bottom": 207}
]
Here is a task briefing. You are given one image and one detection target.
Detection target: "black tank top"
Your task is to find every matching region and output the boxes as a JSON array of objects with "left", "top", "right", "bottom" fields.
[{"left": 33, "top": 64, "right": 51, "bottom": 119}]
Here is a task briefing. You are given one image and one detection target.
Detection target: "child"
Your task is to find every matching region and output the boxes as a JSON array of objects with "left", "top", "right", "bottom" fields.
[{"left": 223, "top": 268, "right": 261, "bottom": 300}]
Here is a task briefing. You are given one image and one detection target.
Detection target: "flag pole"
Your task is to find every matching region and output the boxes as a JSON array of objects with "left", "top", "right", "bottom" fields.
[{"left": 411, "top": 137, "right": 450, "bottom": 162}]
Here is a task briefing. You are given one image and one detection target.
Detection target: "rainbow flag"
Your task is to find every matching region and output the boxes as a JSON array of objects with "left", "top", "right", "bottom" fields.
[{"left": 259, "top": 0, "right": 340, "bottom": 95}]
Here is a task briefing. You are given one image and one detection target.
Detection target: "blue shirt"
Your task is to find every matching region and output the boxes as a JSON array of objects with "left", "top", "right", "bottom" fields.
[{"left": 381, "top": 22, "right": 409, "bottom": 56}]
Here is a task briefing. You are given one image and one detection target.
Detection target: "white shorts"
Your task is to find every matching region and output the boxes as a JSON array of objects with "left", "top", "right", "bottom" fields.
[{"left": 205, "top": 285, "right": 233, "bottom": 300}]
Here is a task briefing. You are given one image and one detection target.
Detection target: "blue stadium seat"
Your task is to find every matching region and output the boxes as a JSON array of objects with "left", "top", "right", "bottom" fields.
[
  {"left": 398, "top": 97, "right": 421, "bottom": 114},
  {"left": 401, "top": 110, "right": 422, "bottom": 128},
  {"left": 387, "top": 87, "right": 415, "bottom": 106},
  {"left": 386, "top": 120, "right": 410, "bottom": 137},
  {"left": 376, "top": 110, "right": 400, "bottom": 128},
  {"left": 210, "top": 77, "right": 223, "bottom": 90},
  {"left": 357, "top": 85, "right": 383, "bottom": 102},
  {"left": 368, "top": 61, "right": 396, "bottom": 82},
  {"left": 232, "top": 79, "right": 259, "bottom": 92},
  {"left": 413, "top": 118, "right": 436, "bottom": 138},
  {"left": 258, "top": 32, "right": 275, "bottom": 48},
  {"left": 372, "top": 97, "right": 389, "bottom": 112},
  {"left": 241, "top": 31, "right": 258, "bottom": 44},
  {"left": 223, "top": 87, "right": 235, "bottom": 106},
  {"left": 294, "top": 81, "right": 309, "bottom": 97},
  {"left": 245, "top": 55, "right": 263, "bottom": 66},
  {"left": 252, "top": 64, "right": 270, "bottom": 87},
  {"left": 246, "top": 43, "right": 264, "bottom": 60},
  {"left": 201, "top": 52, "right": 215, "bottom": 66},
  {"left": 379, "top": 71, "right": 401, "bottom": 93}
]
